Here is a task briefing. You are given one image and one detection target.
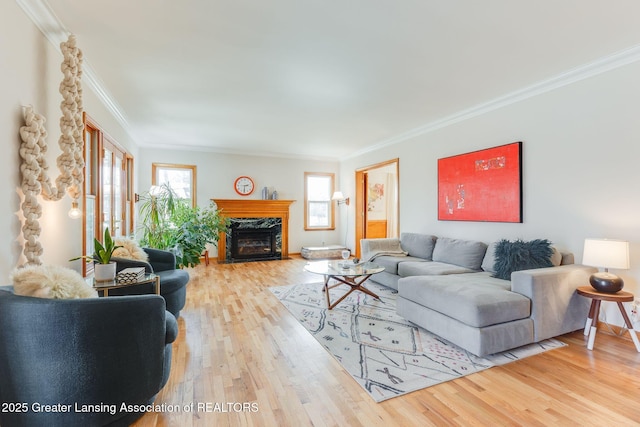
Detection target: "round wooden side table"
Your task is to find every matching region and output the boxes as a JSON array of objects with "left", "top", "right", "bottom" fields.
[{"left": 576, "top": 286, "right": 640, "bottom": 352}]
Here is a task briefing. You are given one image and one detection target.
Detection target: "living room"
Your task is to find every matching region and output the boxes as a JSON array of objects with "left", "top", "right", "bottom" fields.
[{"left": 2, "top": 1, "right": 640, "bottom": 426}]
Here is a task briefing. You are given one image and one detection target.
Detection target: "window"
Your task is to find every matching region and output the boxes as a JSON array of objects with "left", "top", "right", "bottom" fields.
[
  {"left": 152, "top": 163, "right": 197, "bottom": 207},
  {"left": 304, "top": 172, "right": 335, "bottom": 230},
  {"left": 83, "top": 113, "right": 134, "bottom": 276}
]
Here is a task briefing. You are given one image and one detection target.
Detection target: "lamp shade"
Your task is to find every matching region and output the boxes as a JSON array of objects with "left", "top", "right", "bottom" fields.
[
  {"left": 582, "top": 238, "right": 630, "bottom": 270},
  {"left": 332, "top": 191, "right": 345, "bottom": 201}
]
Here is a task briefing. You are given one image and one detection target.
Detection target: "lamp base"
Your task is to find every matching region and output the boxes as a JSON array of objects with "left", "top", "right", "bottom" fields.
[{"left": 589, "top": 272, "right": 624, "bottom": 293}]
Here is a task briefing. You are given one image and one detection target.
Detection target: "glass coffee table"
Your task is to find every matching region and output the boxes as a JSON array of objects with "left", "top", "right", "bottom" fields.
[{"left": 304, "top": 260, "right": 385, "bottom": 309}]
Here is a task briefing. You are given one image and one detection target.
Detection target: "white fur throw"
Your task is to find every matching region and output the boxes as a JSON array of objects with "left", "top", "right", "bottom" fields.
[
  {"left": 11, "top": 265, "right": 98, "bottom": 299},
  {"left": 113, "top": 238, "right": 149, "bottom": 261}
]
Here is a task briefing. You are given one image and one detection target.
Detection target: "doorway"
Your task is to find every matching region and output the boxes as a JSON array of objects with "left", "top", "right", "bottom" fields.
[{"left": 354, "top": 158, "right": 399, "bottom": 258}]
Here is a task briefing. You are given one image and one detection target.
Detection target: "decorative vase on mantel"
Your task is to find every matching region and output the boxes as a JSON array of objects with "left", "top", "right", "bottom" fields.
[{"left": 94, "top": 262, "right": 116, "bottom": 282}]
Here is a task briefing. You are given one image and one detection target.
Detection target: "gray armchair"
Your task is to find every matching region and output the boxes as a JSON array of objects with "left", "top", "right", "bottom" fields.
[
  {"left": 0, "top": 287, "right": 177, "bottom": 427},
  {"left": 111, "top": 248, "right": 189, "bottom": 317}
]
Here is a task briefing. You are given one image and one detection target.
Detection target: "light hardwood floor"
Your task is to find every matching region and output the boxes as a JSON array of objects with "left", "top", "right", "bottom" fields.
[{"left": 133, "top": 257, "right": 640, "bottom": 427}]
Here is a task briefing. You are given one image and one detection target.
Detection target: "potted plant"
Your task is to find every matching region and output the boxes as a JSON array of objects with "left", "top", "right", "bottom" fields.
[
  {"left": 171, "top": 201, "right": 229, "bottom": 268},
  {"left": 138, "top": 184, "right": 228, "bottom": 268},
  {"left": 138, "top": 183, "right": 178, "bottom": 250},
  {"left": 70, "top": 227, "right": 122, "bottom": 281}
]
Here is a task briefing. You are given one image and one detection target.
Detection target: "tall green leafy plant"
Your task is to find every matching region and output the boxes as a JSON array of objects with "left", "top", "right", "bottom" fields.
[
  {"left": 138, "top": 183, "right": 179, "bottom": 250},
  {"left": 172, "top": 201, "right": 229, "bottom": 268},
  {"left": 138, "top": 183, "right": 228, "bottom": 268}
]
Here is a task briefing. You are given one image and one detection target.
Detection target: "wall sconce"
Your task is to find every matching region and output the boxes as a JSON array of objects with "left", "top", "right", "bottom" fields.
[
  {"left": 332, "top": 191, "right": 350, "bottom": 206},
  {"left": 582, "top": 238, "right": 630, "bottom": 293}
]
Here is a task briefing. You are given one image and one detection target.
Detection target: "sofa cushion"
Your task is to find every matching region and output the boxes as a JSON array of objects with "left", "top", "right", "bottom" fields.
[
  {"left": 481, "top": 241, "right": 499, "bottom": 273},
  {"left": 432, "top": 237, "right": 487, "bottom": 270},
  {"left": 550, "top": 247, "right": 562, "bottom": 266},
  {"left": 398, "top": 261, "right": 477, "bottom": 277},
  {"left": 400, "top": 233, "right": 437, "bottom": 260},
  {"left": 398, "top": 273, "right": 530, "bottom": 328},
  {"left": 371, "top": 255, "right": 426, "bottom": 275},
  {"left": 483, "top": 241, "right": 562, "bottom": 273},
  {"left": 493, "top": 239, "right": 554, "bottom": 280}
]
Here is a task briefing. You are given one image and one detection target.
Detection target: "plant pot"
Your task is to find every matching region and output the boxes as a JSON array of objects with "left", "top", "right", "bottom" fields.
[{"left": 94, "top": 262, "right": 116, "bottom": 282}]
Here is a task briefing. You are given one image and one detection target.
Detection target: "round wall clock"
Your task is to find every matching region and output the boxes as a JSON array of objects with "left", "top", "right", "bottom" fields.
[{"left": 234, "top": 176, "right": 255, "bottom": 196}]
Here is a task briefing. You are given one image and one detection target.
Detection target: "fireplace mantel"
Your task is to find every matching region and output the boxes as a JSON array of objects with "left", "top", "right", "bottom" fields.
[{"left": 212, "top": 199, "right": 295, "bottom": 262}]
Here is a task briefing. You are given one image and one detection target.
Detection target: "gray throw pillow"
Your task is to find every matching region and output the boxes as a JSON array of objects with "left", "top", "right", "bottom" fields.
[
  {"left": 400, "top": 233, "right": 437, "bottom": 260},
  {"left": 493, "top": 239, "right": 554, "bottom": 280},
  {"left": 481, "top": 242, "right": 498, "bottom": 273},
  {"left": 432, "top": 237, "right": 488, "bottom": 270}
]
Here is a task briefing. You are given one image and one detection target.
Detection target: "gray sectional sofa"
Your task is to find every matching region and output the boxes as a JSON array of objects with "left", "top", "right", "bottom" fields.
[{"left": 361, "top": 233, "right": 595, "bottom": 356}]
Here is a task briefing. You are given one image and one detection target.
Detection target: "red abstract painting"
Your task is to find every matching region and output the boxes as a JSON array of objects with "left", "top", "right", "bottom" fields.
[{"left": 438, "top": 142, "right": 522, "bottom": 222}]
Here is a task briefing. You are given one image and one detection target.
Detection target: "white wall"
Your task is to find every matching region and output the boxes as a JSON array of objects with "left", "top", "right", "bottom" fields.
[
  {"left": 1, "top": 0, "right": 340, "bottom": 279},
  {"left": 341, "top": 60, "right": 640, "bottom": 327},
  {"left": 4, "top": 1, "right": 639, "bottom": 328},
  {"left": 0, "top": 2, "right": 137, "bottom": 278},
  {"left": 137, "top": 148, "right": 341, "bottom": 255}
]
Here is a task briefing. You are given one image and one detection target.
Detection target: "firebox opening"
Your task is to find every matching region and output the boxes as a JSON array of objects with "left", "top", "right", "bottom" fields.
[
  {"left": 226, "top": 218, "right": 282, "bottom": 263},
  {"left": 232, "top": 229, "right": 276, "bottom": 259}
]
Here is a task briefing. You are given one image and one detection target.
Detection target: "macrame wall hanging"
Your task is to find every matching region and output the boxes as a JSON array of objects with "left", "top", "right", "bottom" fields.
[{"left": 18, "top": 34, "right": 85, "bottom": 266}]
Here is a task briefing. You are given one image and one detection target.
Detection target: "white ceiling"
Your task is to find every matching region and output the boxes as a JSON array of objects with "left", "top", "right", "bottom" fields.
[{"left": 20, "top": 0, "right": 640, "bottom": 160}]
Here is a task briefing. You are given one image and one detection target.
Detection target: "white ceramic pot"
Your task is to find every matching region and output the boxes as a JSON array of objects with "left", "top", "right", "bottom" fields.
[{"left": 94, "top": 262, "right": 116, "bottom": 282}]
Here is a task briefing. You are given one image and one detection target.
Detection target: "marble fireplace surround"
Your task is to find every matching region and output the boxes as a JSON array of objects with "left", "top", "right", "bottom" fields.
[{"left": 212, "top": 199, "right": 295, "bottom": 263}]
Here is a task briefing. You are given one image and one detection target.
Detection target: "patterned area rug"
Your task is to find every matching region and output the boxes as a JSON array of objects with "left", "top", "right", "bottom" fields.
[{"left": 270, "top": 281, "right": 565, "bottom": 402}]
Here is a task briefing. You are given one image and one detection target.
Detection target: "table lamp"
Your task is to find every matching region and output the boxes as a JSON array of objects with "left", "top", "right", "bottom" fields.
[{"left": 582, "top": 238, "right": 630, "bottom": 293}]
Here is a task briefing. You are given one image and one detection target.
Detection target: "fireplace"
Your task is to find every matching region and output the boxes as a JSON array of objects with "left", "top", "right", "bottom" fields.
[
  {"left": 212, "top": 199, "right": 295, "bottom": 263},
  {"left": 231, "top": 227, "right": 278, "bottom": 261},
  {"left": 225, "top": 218, "right": 282, "bottom": 263}
]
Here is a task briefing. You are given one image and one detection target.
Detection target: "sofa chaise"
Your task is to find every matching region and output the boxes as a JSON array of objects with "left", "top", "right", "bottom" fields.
[{"left": 361, "top": 233, "right": 594, "bottom": 356}]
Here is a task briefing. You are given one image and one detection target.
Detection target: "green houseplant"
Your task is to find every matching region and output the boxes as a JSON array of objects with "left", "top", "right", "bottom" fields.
[
  {"left": 70, "top": 227, "right": 122, "bottom": 281},
  {"left": 138, "top": 183, "right": 179, "bottom": 251},
  {"left": 170, "top": 201, "right": 229, "bottom": 268},
  {"left": 138, "top": 184, "right": 228, "bottom": 268}
]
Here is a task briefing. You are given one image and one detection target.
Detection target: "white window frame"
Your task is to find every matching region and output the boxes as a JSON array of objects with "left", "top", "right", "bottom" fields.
[
  {"left": 304, "top": 172, "right": 335, "bottom": 230},
  {"left": 152, "top": 163, "right": 197, "bottom": 207}
]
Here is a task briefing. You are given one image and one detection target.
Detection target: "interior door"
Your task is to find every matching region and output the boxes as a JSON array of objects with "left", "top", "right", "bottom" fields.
[{"left": 354, "top": 159, "right": 399, "bottom": 258}]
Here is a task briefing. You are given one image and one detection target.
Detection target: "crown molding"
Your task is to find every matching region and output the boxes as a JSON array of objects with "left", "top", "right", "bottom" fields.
[
  {"left": 346, "top": 44, "right": 640, "bottom": 160},
  {"left": 16, "top": 0, "right": 130, "bottom": 132},
  {"left": 17, "top": 0, "right": 640, "bottom": 161},
  {"left": 136, "top": 141, "right": 341, "bottom": 162}
]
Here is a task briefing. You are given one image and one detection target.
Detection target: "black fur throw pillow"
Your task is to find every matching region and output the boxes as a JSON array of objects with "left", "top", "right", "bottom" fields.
[{"left": 493, "top": 239, "right": 554, "bottom": 280}]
